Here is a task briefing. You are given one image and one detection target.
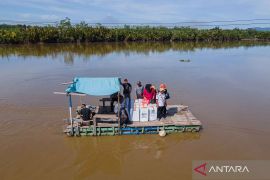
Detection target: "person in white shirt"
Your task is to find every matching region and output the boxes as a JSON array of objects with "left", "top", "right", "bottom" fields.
[{"left": 156, "top": 87, "right": 167, "bottom": 120}]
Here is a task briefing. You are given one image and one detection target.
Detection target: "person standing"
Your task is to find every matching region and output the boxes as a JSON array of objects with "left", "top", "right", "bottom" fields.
[
  {"left": 121, "top": 78, "right": 132, "bottom": 115},
  {"left": 143, "top": 84, "right": 156, "bottom": 104},
  {"left": 160, "top": 83, "right": 170, "bottom": 100},
  {"left": 114, "top": 94, "right": 129, "bottom": 125},
  {"left": 156, "top": 87, "right": 167, "bottom": 120},
  {"left": 135, "top": 81, "right": 144, "bottom": 99},
  {"left": 159, "top": 83, "right": 170, "bottom": 115},
  {"left": 110, "top": 92, "right": 118, "bottom": 112}
]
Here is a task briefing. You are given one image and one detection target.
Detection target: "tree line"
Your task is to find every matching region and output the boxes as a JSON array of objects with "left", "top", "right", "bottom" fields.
[{"left": 1, "top": 18, "right": 270, "bottom": 44}]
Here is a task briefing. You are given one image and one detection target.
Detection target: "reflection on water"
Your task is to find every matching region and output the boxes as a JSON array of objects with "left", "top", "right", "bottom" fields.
[
  {"left": 0, "top": 41, "right": 270, "bottom": 64},
  {"left": 65, "top": 133, "right": 201, "bottom": 178}
]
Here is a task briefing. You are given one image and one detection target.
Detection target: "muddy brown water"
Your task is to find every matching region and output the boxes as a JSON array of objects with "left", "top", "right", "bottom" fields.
[{"left": 1, "top": 42, "right": 270, "bottom": 180}]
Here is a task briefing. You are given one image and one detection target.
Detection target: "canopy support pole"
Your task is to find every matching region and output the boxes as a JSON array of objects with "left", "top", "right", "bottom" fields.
[
  {"left": 118, "top": 91, "right": 121, "bottom": 135},
  {"left": 68, "top": 94, "right": 73, "bottom": 130},
  {"left": 93, "top": 117, "right": 97, "bottom": 136}
]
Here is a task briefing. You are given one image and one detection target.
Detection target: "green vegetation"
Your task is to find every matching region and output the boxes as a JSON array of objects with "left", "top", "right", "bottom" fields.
[{"left": 1, "top": 18, "right": 270, "bottom": 44}]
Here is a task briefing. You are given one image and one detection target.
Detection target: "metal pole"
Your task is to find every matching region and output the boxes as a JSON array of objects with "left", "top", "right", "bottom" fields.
[
  {"left": 118, "top": 91, "right": 121, "bottom": 135},
  {"left": 68, "top": 94, "right": 73, "bottom": 127}
]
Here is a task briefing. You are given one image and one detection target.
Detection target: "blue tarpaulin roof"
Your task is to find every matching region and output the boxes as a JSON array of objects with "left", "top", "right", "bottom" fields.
[{"left": 66, "top": 77, "right": 121, "bottom": 96}]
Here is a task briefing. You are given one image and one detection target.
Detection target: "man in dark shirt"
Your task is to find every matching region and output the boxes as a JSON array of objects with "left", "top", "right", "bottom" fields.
[
  {"left": 110, "top": 92, "right": 118, "bottom": 112},
  {"left": 121, "top": 79, "right": 132, "bottom": 116},
  {"left": 78, "top": 104, "right": 91, "bottom": 121}
]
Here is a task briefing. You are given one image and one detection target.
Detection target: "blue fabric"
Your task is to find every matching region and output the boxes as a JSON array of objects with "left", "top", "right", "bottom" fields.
[{"left": 66, "top": 77, "right": 120, "bottom": 96}]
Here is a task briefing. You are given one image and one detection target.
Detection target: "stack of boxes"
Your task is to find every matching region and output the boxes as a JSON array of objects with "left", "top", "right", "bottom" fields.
[
  {"left": 131, "top": 100, "right": 140, "bottom": 121},
  {"left": 131, "top": 99, "right": 158, "bottom": 122},
  {"left": 148, "top": 103, "right": 157, "bottom": 121},
  {"left": 139, "top": 100, "right": 149, "bottom": 122}
]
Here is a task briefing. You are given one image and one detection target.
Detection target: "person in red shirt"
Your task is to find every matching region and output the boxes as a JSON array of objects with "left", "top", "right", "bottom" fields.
[{"left": 143, "top": 84, "right": 156, "bottom": 104}]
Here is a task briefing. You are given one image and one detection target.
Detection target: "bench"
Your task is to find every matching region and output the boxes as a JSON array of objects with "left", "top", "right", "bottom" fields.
[{"left": 93, "top": 113, "right": 119, "bottom": 135}]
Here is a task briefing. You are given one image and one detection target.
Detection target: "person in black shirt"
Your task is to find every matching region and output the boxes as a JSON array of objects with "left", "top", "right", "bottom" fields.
[
  {"left": 78, "top": 104, "right": 93, "bottom": 121},
  {"left": 110, "top": 92, "right": 118, "bottom": 112},
  {"left": 121, "top": 78, "right": 132, "bottom": 115}
]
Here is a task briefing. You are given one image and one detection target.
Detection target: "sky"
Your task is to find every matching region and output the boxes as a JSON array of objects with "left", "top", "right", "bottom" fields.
[{"left": 0, "top": 0, "right": 270, "bottom": 27}]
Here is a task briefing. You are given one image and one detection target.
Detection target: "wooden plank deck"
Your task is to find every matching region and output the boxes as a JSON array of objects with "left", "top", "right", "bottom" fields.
[
  {"left": 93, "top": 105, "right": 201, "bottom": 127},
  {"left": 66, "top": 105, "right": 202, "bottom": 135}
]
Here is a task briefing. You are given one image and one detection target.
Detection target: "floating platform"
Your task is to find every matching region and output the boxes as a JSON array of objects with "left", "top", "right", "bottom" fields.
[{"left": 64, "top": 105, "right": 202, "bottom": 136}]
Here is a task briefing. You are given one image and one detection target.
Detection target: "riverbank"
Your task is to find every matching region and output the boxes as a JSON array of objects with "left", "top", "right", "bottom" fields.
[{"left": 1, "top": 22, "right": 270, "bottom": 44}]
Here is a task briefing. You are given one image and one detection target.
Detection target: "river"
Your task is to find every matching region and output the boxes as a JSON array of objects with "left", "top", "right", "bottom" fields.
[{"left": 0, "top": 42, "right": 270, "bottom": 180}]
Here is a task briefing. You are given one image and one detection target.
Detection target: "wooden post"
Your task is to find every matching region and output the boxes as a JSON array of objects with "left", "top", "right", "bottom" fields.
[{"left": 118, "top": 91, "right": 121, "bottom": 135}]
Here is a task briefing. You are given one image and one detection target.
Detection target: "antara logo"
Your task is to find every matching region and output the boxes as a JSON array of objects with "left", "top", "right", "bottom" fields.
[
  {"left": 194, "top": 163, "right": 207, "bottom": 176},
  {"left": 194, "top": 162, "right": 250, "bottom": 176},
  {"left": 209, "top": 166, "right": 250, "bottom": 173}
]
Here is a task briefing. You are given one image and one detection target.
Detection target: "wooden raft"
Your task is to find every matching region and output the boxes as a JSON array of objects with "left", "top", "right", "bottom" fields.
[{"left": 65, "top": 105, "right": 202, "bottom": 136}]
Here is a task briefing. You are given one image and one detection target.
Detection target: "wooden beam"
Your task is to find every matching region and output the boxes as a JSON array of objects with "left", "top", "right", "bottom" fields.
[
  {"left": 53, "top": 92, "right": 86, "bottom": 96},
  {"left": 60, "top": 81, "right": 74, "bottom": 85}
]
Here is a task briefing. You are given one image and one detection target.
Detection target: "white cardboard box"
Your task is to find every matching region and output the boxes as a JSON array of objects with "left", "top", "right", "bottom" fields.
[
  {"left": 131, "top": 103, "right": 140, "bottom": 121},
  {"left": 135, "top": 99, "right": 143, "bottom": 104},
  {"left": 140, "top": 107, "right": 149, "bottom": 122},
  {"left": 148, "top": 104, "right": 157, "bottom": 121},
  {"left": 140, "top": 100, "right": 148, "bottom": 109}
]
